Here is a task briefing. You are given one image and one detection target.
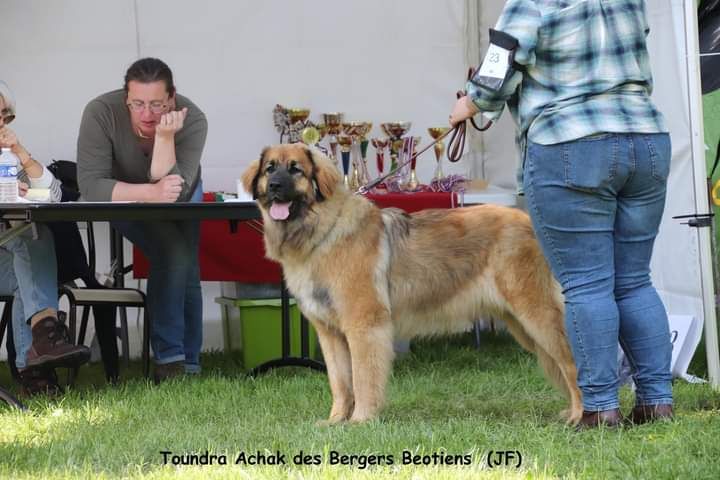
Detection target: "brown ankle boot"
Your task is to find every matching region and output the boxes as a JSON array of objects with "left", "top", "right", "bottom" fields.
[
  {"left": 25, "top": 315, "right": 91, "bottom": 370},
  {"left": 576, "top": 408, "right": 624, "bottom": 430},
  {"left": 18, "top": 367, "right": 63, "bottom": 397},
  {"left": 630, "top": 404, "right": 674, "bottom": 425},
  {"left": 153, "top": 361, "right": 185, "bottom": 385}
]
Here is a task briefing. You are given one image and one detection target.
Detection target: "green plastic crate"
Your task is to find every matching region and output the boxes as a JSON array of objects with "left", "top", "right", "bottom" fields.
[{"left": 215, "top": 297, "right": 320, "bottom": 370}]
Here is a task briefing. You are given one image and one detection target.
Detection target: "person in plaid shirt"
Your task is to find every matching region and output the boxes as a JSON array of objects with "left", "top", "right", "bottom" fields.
[{"left": 450, "top": 0, "right": 673, "bottom": 429}]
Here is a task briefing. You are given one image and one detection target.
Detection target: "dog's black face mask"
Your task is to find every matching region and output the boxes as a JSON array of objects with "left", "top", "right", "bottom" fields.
[
  {"left": 246, "top": 145, "right": 334, "bottom": 222},
  {"left": 267, "top": 167, "right": 295, "bottom": 202},
  {"left": 262, "top": 162, "right": 306, "bottom": 222}
]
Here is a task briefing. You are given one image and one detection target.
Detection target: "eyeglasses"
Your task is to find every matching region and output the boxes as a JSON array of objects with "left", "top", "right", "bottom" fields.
[
  {"left": 0, "top": 109, "right": 15, "bottom": 125},
  {"left": 126, "top": 99, "right": 169, "bottom": 114}
]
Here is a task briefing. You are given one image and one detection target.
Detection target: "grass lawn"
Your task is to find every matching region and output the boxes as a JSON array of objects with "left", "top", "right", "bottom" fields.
[{"left": 1, "top": 332, "right": 719, "bottom": 479}]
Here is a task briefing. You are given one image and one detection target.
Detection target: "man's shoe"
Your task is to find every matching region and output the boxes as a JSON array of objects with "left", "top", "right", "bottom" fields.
[
  {"left": 25, "top": 315, "right": 91, "bottom": 370},
  {"left": 630, "top": 404, "right": 674, "bottom": 425},
  {"left": 576, "top": 408, "right": 624, "bottom": 430},
  {"left": 18, "top": 367, "right": 63, "bottom": 397},
  {"left": 153, "top": 361, "right": 185, "bottom": 385}
]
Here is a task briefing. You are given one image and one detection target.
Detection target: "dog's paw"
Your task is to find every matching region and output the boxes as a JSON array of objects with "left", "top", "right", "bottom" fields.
[
  {"left": 347, "top": 412, "right": 380, "bottom": 424},
  {"left": 560, "top": 408, "right": 583, "bottom": 426},
  {"left": 315, "top": 416, "right": 346, "bottom": 427}
]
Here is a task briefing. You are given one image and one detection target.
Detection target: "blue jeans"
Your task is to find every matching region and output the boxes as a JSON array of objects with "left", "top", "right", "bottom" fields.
[
  {"left": 0, "top": 224, "right": 59, "bottom": 370},
  {"left": 523, "top": 133, "right": 673, "bottom": 411},
  {"left": 111, "top": 183, "right": 203, "bottom": 373}
]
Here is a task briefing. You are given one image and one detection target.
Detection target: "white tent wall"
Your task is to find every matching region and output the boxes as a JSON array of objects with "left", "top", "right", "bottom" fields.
[
  {"left": 644, "top": 0, "right": 715, "bottom": 381},
  {"left": 0, "top": 0, "right": 716, "bottom": 381}
]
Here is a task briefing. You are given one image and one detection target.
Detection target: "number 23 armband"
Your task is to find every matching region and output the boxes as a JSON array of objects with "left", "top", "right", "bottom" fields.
[{"left": 471, "top": 28, "right": 525, "bottom": 92}]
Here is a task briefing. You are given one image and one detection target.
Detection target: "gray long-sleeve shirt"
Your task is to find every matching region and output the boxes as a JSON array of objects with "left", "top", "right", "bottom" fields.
[{"left": 76, "top": 89, "right": 207, "bottom": 202}]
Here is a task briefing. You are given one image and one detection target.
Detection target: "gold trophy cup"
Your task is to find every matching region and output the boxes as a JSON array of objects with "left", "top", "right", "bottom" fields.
[
  {"left": 322, "top": 113, "right": 344, "bottom": 164},
  {"left": 428, "top": 127, "right": 451, "bottom": 180},
  {"left": 342, "top": 121, "right": 373, "bottom": 190},
  {"left": 287, "top": 108, "right": 310, "bottom": 125},
  {"left": 284, "top": 108, "right": 310, "bottom": 143},
  {"left": 336, "top": 134, "right": 353, "bottom": 188},
  {"left": 406, "top": 136, "right": 422, "bottom": 191},
  {"left": 358, "top": 122, "right": 373, "bottom": 187},
  {"left": 371, "top": 137, "right": 389, "bottom": 179},
  {"left": 342, "top": 121, "right": 364, "bottom": 190},
  {"left": 380, "top": 121, "right": 412, "bottom": 173}
]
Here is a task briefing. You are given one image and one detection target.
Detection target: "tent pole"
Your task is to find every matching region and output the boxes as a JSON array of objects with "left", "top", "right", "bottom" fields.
[{"left": 683, "top": 0, "right": 720, "bottom": 387}]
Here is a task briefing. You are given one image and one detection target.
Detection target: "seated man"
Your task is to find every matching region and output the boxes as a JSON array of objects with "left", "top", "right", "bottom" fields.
[
  {"left": 1, "top": 82, "right": 90, "bottom": 395},
  {"left": 77, "top": 58, "right": 207, "bottom": 383}
]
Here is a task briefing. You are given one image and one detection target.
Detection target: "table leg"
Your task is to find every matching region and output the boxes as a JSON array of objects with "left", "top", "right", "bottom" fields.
[{"left": 247, "top": 277, "right": 325, "bottom": 377}]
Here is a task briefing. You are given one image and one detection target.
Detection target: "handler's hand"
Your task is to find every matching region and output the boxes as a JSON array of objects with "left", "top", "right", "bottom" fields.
[
  {"left": 155, "top": 107, "right": 188, "bottom": 140},
  {"left": 17, "top": 181, "right": 29, "bottom": 198},
  {"left": 449, "top": 96, "right": 479, "bottom": 127},
  {"left": 153, "top": 174, "right": 184, "bottom": 202}
]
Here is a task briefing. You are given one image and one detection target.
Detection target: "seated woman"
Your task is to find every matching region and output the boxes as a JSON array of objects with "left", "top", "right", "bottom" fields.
[{"left": 0, "top": 81, "right": 90, "bottom": 395}]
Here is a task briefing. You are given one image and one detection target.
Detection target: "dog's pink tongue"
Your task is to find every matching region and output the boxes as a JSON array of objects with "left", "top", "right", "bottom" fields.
[{"left": 270, "top": 202, "right": 292, "bottom": 220}]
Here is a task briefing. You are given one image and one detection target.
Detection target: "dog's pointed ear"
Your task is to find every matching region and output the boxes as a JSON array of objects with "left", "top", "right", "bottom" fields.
[
  {"left": 241, "top": 148, "right": 268, "bottom": 199},
  {"left": 306, "top": 146, "right": 341, "bottom": 201}
]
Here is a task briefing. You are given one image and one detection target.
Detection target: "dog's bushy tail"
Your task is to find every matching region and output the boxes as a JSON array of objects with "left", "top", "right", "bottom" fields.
[{"left": 534, "top": 345, "right": 571, "bottom": 399}]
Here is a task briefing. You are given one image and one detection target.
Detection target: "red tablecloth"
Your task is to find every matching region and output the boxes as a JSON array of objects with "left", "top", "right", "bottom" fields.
[{"left": 132, "top": 191, "right": 456, "bottom": 282}]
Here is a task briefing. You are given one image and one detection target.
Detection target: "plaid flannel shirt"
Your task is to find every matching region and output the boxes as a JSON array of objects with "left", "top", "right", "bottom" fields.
[{"left": 467, "top": 0, "right": 667, "bottom": 147}]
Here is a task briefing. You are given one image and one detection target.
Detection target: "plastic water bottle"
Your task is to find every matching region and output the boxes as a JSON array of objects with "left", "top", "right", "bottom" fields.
[{"left": 0, "top": 147, "right": 20, "bottom": 202}]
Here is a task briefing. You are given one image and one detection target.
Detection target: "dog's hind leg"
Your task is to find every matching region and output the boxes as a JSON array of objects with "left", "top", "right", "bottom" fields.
[
  {"left": 312, "top": 319, "right": 355, "bottom": 425},
  {"left": 505, "top": 309, "right": 583, "bottom": 425},
  {"left": 344, "top": 317, "right": 395, "bottom": 423},
  {"left": 500, "top": 311, "right": 577, "bottom": 406}
]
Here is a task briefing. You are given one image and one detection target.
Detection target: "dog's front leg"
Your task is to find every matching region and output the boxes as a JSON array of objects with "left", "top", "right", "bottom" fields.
[
  {"left": 312, "top": 319, "right": 354, "bottom": 425},
  {"left": 345, "top": 318, "right": 395, "bottom": 423}
]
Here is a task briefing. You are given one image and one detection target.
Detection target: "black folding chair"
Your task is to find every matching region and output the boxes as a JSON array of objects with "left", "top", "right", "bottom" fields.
[
  {"left": 47, "top": 160, "right": 150, "bottom": 381},
  {"left": 0, "top": 296, "right": 24, "bottom": 409}
]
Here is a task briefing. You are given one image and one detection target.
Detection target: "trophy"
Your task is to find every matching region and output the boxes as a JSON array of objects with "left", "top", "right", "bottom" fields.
[
  {"left": 286, "top": 108, "right": 310, "bottom": 143},
  {"left": 371, "top": 137, "right": 389, "bottom": 179},
  {"left": 428, "top": 127, "right": 451, "bottom": 180},
  {"left": 403, "top": 136, "right": 422, "bottom": 191},
  {"left": 380, "top": 122, "right": 412, "bottom": 173},
  {"left": 287, "top": 108, "right": 310, "bottom": 125},
  {"left": 342, "top": 121, "right": 373, "bottom": 190},
  {"left": 301, "top": 123, "right": 328, "bottom": 149},
  {"left": 322, "top": 113, "right": 344, "bottom": 164},
  {"left": 274, "top": 105, "right": 311, "bottom": 143},
  {"left": 336, "top": 134, "right": 353, "bottom": 188},
  {"left": 342, "top": 121, "right": 363, "bottom": 190},
  {"left": 358, "top": 122, "right": 373, "bottom": 187}
]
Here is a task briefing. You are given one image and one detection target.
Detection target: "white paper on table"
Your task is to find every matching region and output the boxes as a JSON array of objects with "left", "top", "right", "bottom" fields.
[{"left": 24, "top": 188, "right": 51, "bottom": 202}]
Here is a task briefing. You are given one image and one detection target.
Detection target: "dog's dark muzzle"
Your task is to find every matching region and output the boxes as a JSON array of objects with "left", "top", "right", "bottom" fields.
[{"left": 267, "top": 169, "right": 296, "bottom": 201}]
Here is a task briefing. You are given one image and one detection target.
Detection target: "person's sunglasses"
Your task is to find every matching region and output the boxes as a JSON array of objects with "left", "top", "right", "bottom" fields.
[{"left": 0, "top": 110, "right": 15, "bottom": 124}]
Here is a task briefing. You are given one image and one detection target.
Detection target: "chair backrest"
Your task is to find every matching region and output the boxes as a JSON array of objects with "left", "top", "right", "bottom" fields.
[
  {"left": 48, "top": 221, "right": 99, "bottom": 286},
  {"left": 47, "top": 160, "right": 80, "bottom": 202},
  {"left": 45, "top": 160, "right": 100, "bottom": 287}
]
